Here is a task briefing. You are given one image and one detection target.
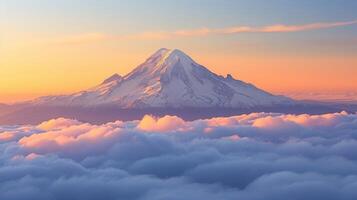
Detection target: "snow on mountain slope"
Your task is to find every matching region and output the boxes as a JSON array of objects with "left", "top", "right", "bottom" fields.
[{"left": 32, "top": 48, "right": 293, "bottom": 108}]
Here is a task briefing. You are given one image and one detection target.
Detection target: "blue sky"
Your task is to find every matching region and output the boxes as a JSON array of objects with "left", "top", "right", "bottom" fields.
[{"left": 3, "top": 0, "right": 357, "bottom": 33}]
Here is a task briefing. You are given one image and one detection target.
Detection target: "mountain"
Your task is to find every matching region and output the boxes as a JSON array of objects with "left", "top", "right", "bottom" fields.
[
  {"left": 31, "top": 48, "right": 293, "bottom": 108},
  {"left": 1, "top": 48, "right": 346, "bottom": 125}
]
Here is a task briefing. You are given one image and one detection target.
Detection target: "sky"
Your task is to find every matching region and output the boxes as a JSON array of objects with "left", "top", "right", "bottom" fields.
[{"left": 1, "top": 0, "right": 357, "bottom": 103}]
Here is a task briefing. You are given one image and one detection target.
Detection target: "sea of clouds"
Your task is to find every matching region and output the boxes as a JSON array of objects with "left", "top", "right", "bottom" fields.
[{"left": 1, "top": 111, "right": 357, "bottom": 200}]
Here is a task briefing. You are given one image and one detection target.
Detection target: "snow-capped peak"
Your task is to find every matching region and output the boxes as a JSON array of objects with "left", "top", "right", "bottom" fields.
[
  {"left": 163, "top": 49, "right": 194, "bottom": 62},
  {"left": 125, "top": 48, "right": 196, "bottom": 79},
  {"left": 147, "top": 48, "right": 191, "bottom": 63}
]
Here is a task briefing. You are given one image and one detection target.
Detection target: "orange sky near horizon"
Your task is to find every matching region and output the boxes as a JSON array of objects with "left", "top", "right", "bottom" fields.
[
  {"left": 1, "top": 37, "right": 356, "bottom": 103},
  {"left": 1, "top": 1, "right": 357, "bottom": 103}
]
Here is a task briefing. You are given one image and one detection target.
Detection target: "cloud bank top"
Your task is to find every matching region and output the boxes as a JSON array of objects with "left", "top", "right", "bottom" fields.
[{"left": 1, "top": 112, "right": 357, "bottom": 200}]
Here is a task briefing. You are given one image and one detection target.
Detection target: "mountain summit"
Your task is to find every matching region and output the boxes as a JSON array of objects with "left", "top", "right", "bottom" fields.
[{"left": 33, "top": 48, "right": 292, "bottom": 108}]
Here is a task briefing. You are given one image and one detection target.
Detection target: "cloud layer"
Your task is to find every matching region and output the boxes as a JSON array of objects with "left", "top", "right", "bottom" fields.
[{"left": 1, "top": 112, "right": 357, "bottom": 199}]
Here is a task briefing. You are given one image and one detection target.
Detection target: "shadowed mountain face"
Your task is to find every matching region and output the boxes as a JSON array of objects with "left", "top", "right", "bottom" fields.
[{"left": 31, "top": 48, "right": 293, "bottom": 108}]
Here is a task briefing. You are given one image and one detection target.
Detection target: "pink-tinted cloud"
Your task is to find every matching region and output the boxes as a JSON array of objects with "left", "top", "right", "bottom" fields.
[
  {"left": 171, "top": 20, "right": 357, "bottom": 36},
  {"left": 138, "top": 115, "right": 186, "bottom": 132},
  {"left": 222, "top": 134, "right": 241, "bottom": 141},
  {"left": 252, "top": 111, "right": 349, "bottom": 129},
  {"left": 254, "top": 20, "right": 357, "bottom": 33},
  {"left": 12, "top": 111, "right": 355, "bottom": 156},
  {"left": 19, "top": 122, "right": 121, "bottom": 154},
  {"left": 37, "top": 118, "right": 82, "bottom": 130},
  {"left": 0, "top": 131, "right": 15, "bottom": 142},
  {"left": 50, "top": 20, "right": 357, "bottom": 44}
]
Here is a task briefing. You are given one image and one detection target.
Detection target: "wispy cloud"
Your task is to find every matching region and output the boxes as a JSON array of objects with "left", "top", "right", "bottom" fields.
[{"left": 50, "top": 20, "right": 357, "bottom": 45}]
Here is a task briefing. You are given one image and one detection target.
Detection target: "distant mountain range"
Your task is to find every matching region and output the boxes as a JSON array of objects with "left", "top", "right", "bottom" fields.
[
  {"left": 0, "top": 48, "right": 346, "bottom": 125},
  {"left": 31, "top": 48, "right": 293, "bottom": 108}
]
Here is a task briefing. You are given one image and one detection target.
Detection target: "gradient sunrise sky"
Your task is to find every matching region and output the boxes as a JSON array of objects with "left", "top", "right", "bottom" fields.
[{"left": 1, "top": 0, "right": 357, "bottom": 103}]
